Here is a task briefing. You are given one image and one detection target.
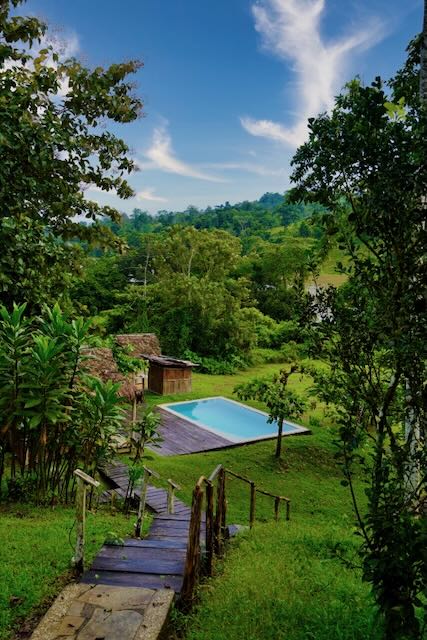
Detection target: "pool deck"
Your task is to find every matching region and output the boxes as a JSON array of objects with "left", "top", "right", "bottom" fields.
[
  {"left": 151, "top": 408, "right": 231, "bottom": 455},
  {"left": 149, "top": 407, "right": 310, "bottom": 456}
]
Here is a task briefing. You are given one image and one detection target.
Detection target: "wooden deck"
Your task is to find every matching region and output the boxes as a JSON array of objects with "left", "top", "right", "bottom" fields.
[
  {"left": 150, "top": 407, "right": 232, "bottom": 456},
  {"left": 82, "top": 461, "right": 204, "bottom": 594}
]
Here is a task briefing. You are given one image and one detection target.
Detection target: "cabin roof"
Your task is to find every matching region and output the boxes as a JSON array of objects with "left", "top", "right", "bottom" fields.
[{"left": 141, "top": 354, "right": 198, "bottom": 369}]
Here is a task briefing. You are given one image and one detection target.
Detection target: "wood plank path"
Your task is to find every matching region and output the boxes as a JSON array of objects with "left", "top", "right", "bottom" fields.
[
  {"left": 150, "top": 408, "right": 232, "bottom": 456},
  {"left": 82, "top": 461, "right": 203, "bottom": 595}
]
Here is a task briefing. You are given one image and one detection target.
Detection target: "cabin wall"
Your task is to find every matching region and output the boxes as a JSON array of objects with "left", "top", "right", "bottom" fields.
[{"left": 148, "top": 364, "right": 192, "bottom": 395}]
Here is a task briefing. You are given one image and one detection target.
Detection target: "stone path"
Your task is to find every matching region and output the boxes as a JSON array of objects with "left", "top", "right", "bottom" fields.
[{"left": 30, "top": 583, "right": 173, "bottom": 640}]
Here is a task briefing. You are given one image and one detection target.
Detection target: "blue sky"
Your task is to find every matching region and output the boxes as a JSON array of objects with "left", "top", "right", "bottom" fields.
[{"left": 25, "top": 0, "right": 423, "bottom": 213}]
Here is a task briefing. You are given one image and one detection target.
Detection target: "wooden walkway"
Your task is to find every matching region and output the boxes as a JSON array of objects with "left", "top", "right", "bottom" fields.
[
  {"left": 82, "top": 461, "right": 203, "bottom": 594},
  {"left": 150, "top": 408, "right": 233, "bottom": 456}
]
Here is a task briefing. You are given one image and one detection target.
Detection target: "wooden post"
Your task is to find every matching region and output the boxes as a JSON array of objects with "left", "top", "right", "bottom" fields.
[
  {"left": 167, "top": 479, "right": 181, "bottom": 514},
  {"left": 205, "top": 480, "right": 214, "bottom": 576},
  {"left": 286, "top": 500, "right": 291, "bottom": 521},
  {"left": 74, "top": 476, "right": 86, "bottom": 574},
  {"left": 181, "top": 483, "right": 204, "bottom": 606},
  {"left": 249, "top": 481, "right": 256, "bottom": 528},
  {"left": 132, "top": 374, "right": 137, "bottom": 426},
  {"left": 135, "top": 465, "right": 160, "bottom": 537},
  {"left": 221, "top": 469, "right": 227, "bottom": 537},
  {"left": 215, "top": 468, "right": 226, "bottom": 556},
  {"left": 72, "top": 469, "right": 99, "bottom": 573},
  {"left": 274, "top": 496, "right": 280, "bottom": 521},
  {"left": 135, "top": 468, "right": 149, "bottom": 538}
]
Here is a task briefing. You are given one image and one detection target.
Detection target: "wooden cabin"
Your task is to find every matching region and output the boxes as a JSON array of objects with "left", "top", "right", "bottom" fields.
[{"left": 142, "top": 354, "right": 198, "bottom": 395}]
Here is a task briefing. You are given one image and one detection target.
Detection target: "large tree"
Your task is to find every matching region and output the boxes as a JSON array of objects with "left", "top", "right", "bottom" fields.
[
  {"left": 290, "top": 35, "right": 427, "bottom": 639},
  {"left": 0, "top": 0, "right": 142, "bottom": 310}
]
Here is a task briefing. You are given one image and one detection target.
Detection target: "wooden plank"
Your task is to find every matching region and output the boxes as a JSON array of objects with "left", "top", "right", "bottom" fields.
[
  {"left": 148, "top": 532, "right": 191, "bottom": 540},
  {"left": 92, "top": 556, "right": 185, "bottom": 575},
  {"left": 81, "top": 570, "right": 183, "bottom": 592},
  {"left": 98, "top": 544, "right": 186, "bottom": 558},
  {"left": 150, "top": 519, "right": 192, "bottom": 530},
  {"left": 155, "top": 514, "right": 192, "bottom": 522},
  {"left": 114, "top": 538, "right": 189, "bottom": 550}
]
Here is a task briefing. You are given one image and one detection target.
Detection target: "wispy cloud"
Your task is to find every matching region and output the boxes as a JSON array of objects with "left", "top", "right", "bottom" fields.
[
  {"left": 202, "top": 161, "right": 286, "bottom": 177},
  {"left": 242, "top": 0, "right": 384, "bottom": 147},
  {"left": 136, "top": 188, "right": 168, "bottom": 203},
  {"left": 140, "top": 125, "right": 225, "bottom": 182}
]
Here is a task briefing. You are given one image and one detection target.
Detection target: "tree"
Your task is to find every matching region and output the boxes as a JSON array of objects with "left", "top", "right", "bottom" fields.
[
  {"left": 0, "top": 0, "right": 142, "bottom": 310},
  {"left": 421, "top": 1, "right": 427, "bottom": 103},
  {"left": 290, "top": 36, "right": 427, "bottom": 638},
  {"left": 131, "top": 409, "right": 162, "bottom": 462},
  {"left": 0, "top": 304, "right": 125, "bottom": 502},
  {"left": 235, "top": 365, "right": 306, "bottom": 458}
]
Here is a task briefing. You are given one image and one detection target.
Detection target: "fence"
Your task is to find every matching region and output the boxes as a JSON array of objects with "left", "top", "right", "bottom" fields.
[{"left": 181, "top": 464, "right": 291, "bottom": 605}]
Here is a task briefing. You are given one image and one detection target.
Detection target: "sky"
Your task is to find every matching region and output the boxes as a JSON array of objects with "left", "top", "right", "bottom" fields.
[{"left": 24, "top": 0, "right": 423, "bottom": 214}]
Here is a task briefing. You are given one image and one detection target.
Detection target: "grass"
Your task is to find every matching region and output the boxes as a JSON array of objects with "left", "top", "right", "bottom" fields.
[
  {"left": 0, "top": 502, "right": 147, "bottom": 639},
  {"left": 132, "top": 363, "right": 381, "bottom": 640}
]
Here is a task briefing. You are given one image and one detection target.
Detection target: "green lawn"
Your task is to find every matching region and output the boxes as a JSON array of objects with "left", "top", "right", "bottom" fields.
[{"left": 0, "top": 504, "right": 145, "bottom": 639}]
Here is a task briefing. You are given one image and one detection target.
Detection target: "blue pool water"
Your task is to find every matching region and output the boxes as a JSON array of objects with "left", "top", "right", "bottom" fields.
[{"left": 161, "top": 396, "right": 307, "bottom": 443}]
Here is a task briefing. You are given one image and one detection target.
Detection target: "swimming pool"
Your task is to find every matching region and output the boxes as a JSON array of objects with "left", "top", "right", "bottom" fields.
[{"left": 160, "top": 396, "right": 308, "bottom": 443}]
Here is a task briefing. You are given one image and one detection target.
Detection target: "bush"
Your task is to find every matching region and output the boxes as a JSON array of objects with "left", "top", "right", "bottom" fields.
[{"left": 184, "top": 350, "right": 248, "bottom": 374}]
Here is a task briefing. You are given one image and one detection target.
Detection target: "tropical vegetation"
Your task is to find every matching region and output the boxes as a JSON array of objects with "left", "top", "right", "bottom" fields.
[{"left": 0, "top": 0, "right": 426, "bottom": 639}]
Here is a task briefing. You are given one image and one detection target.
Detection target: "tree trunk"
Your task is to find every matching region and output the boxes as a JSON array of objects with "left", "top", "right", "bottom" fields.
[
  {"left": 275, "top": 418, "right": 284, "bottom": 458},
  {"left": 420, "top": 0, "right": 427, "bottom": 104}
]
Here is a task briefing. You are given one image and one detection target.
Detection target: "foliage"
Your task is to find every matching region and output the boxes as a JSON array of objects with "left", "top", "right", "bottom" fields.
[
  {"left": 0, "top": 0, "right": 142, "bottom": 311},
  {"left": 0, "top": 303, "right": 125, "bottom": 502},
  {"left": 235, "top": 365, "right": 306, "bottom": 458},
  {"left": 70, "top": 223, "right": 314, "bottom": 362},
  {"left": 131, "top": 410, "right": 162, "bottom": 461},
  {"left": 183, "top": 350, "right": 249, "bottom": 375},
  {"left": 290, "top": 38, "right": 427, "bottom": 639}
]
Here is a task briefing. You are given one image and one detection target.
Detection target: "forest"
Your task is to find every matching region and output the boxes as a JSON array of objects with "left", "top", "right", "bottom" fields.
[{"left": 70, "top": 194, "right": 323, "bottom": 371}]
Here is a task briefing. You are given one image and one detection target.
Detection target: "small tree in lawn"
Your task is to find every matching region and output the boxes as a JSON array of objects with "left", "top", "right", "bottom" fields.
[
  {"left": 235, "top": 364, "right": 306, "bottom": 458},
  {"left": 132, "top": 409, "right": 162, "bottom": 462}
]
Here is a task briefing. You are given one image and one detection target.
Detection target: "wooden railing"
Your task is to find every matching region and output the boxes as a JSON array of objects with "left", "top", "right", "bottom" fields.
[
  {"left": 134, "top": 465, "right": 181, "bottom": 537},
  {"left": 181, "top": 465, "right": 291, "bottom": 605}
]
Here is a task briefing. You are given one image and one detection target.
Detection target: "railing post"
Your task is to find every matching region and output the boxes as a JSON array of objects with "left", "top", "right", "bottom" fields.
[
  {"left": 134, "top": 465, "right": 160, "bottom": 538},
  {"left": 72, "top": 469, "right": 99, "bottom": 573},
  {"left": 274, "top": 496, "right": 280, "bottom": 521},
  {"left": 135, "top": 468, "right": 149, "bottom": 538},
  {"left": 215, "top": 468, "right": 226, "bottom": 556},
  {"left": 249, "top": 481, "right": 256, "bottom": 529},
  {"left": 205, "top": 480, "right": 214, "bottom": 576},
  {"left": 167, "top": 479, "right": 180, "bottom": 514},
  {"left": 182, "top": 481, "right": 204, "bottom": 606}
]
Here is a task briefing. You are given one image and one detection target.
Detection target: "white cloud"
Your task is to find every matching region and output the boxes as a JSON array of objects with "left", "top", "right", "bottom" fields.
[
  {"left": 136, "top": 188, "right": 168, "bottom": 203},
  {"left": 140, "top": 125, "right": 226, "bottom": 182},
  {"left": 242, "top": 0, "right": 384, "bottom": 147},
  {"left": 202, "top": 161, "right": 286, "bottom": 177}
]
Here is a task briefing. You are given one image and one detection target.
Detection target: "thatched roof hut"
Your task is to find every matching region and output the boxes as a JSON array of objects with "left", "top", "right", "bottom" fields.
[
  {"left": 82, "top": 347, "right": 136, "bottom": 402},
  {"left": 115, "top": 333, "right": 161, "bottom": 357}
]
